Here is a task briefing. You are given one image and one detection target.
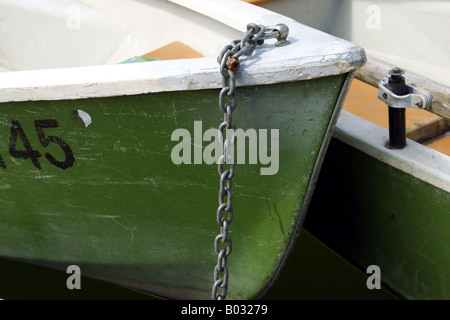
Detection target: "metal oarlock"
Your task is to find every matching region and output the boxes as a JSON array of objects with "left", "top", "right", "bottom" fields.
[{"left": 377, "top": 67, "right": 432, "bottom": 149}]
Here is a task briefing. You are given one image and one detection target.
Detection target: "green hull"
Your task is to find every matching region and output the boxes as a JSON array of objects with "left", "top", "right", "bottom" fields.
[
  {"left": 0, "top": 75, "right": 347, "bottom": 299},
  {"left": 306, "top": 139, "right": 450, "bottom": 300}
]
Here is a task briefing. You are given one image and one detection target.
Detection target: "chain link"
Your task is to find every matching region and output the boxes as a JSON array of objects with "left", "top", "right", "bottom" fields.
[{"left": 212, "top": 22, "right": 289, "bottom": 300}]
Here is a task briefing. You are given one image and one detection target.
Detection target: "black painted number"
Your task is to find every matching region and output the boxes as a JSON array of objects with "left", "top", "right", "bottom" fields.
[
  {"left": 7, "top": 119, "right": 74, "bottom": 170},
  {"left": 34, "top": 119, "right": 75, "bottom": 170},
  {"left": 9, "top": 119, "right": 42, "bottom": 169}
]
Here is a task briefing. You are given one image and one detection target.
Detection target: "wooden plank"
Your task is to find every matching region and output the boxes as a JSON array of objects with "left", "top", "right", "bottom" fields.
[
  {"left": 355, "top": 55, "right": 450, "bottom": 120},
  {"left": 423, "top": 133, "right": 450, "bottom": 157},
  {"left": 406, "top": 116, "right": 450, "bottom": 143},
  {"left": 141, "top": 41, "right": 204, "bottom": 60}
]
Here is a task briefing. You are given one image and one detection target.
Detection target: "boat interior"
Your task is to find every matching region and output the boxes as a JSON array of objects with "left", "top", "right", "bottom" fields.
[{"left": 0, "top": 0, "right": 241, "bottom": 72}]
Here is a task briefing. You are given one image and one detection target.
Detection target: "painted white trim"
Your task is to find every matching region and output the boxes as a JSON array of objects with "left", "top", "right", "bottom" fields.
[
  {"left": 334, "top": 111, "right": 450, "bottom": 193},
  {"left": 0, "top": 0, "right": 365, "bottom": 103}
]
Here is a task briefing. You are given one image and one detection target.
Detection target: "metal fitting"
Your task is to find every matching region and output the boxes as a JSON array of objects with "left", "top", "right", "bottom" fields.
[
  {"left": 263, "top": 23, "right": 291, "bottom": 47},
  {"left": 377, "top": 69, "right": 432, "bottom": 110},
  {"left": 388, "top": 67, "right": 404, "bottom": 78},
  {"left": 377, "top": 67, "right": 432, "bottom": 149},
  {"left": 226, "top": 58, "right": 240, "bottom": 71},
  {"left": 273, "top": 24, "right": 290, "bottom": 47}
]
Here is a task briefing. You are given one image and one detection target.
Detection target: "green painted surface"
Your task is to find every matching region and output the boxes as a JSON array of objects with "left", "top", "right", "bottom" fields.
[
  {"left": 0, "top": 75, "right": 345, "bottom": 299},
  {"left": 305, "top": 138, "right": 450, "bottom": 300}
]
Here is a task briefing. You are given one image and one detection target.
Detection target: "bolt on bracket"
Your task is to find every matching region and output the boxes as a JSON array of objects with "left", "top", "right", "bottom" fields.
[{"left": 377, "top": 79, "right": 432, "bottom": 110}]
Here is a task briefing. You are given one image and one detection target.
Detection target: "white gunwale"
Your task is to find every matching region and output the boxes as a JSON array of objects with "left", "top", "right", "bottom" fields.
[
  {"left": 0, "top": 0, "right": 365, "bottom": 103},
  {"left": 335, "top": 111, "right": 450, "bottom": 193}
]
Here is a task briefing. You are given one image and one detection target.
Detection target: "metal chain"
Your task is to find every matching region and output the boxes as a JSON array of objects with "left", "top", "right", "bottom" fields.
[{"left": 212, "top": 23, "right": 290, "bottom": 300}]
